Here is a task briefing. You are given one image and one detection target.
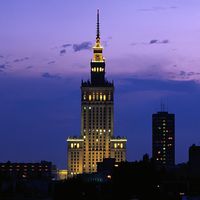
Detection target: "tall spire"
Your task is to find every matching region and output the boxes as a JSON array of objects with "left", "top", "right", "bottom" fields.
[
  {"left": 92, "top": 9, "right": 104, "bottom": 63},
  {"left": 96, "top": 9, "right": 100, "bottom": 39}
]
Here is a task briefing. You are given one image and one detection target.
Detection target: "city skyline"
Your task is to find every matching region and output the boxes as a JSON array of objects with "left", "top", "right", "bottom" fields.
[{"left": 1, "top": 0, "right": 200, "bottom": 169}]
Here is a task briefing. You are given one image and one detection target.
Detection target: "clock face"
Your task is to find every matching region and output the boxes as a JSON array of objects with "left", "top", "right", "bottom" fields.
[{"left": 96, "top": 54, "right": 100, "bottom": 61}]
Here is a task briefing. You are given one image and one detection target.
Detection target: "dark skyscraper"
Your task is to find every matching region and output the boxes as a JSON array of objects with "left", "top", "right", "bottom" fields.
[
  {"left": 152, "top": 110, "right": 175, "bottom": 167},
  {"left": 67, "top": 10, "right": 127, "bottom": 176}
]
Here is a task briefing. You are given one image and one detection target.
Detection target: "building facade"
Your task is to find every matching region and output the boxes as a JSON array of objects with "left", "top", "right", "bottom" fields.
[
  {"left": 0, "top": 161, "right": 53, "bottom": 180},
  {"left": 67, "top": 10, "right": 127, "bottom": 176},
  {"left": 152, "top": 111, "right": 175, "bottom": 167}
]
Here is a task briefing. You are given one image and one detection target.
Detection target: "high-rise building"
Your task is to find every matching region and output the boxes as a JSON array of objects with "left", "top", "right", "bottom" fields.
[
  {"left": 67, "top": 10, "right": 127, "bottom": 176},
  {"left": 152, "top": 111, "right": 175, "bottom": 167}
]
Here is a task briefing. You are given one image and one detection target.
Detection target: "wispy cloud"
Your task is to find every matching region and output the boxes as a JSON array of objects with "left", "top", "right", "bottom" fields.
[
  {"left": 62, "top": 44, "right": 72, "bottom": 48},
  {"left": 131, "top": 39, "right": 170, "bottom": 46},
  {"left": 149, "top": 39, "right": 169, "bottom": 44},
  {"left": 0, "top": 64, "right": 6, "bottom": 69},
  {"left": 26, "top": 66, "right": 33, "bottom": 70},
  {"left": 138, "top": 6, "right": 177, "bottom": 12},
  {"left": 60, "top": 49, "right": 66, "bottom": 55},
  {"left": 48, "top": 61, "right": 56, "bottom": 65},
  {"left": 42, "top": 72, "right": 61, "bottom": 80},
  {"left": 13, "top": 57, "right": 29, "bottom": 63},
  {"left": 73, "top": 41, "right": 92, "bottom": 52}
]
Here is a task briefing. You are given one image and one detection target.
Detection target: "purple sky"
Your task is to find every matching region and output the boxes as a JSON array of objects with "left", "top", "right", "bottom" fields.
[{"left": 1, "top": 0, "right": 200, "bottom": 169}]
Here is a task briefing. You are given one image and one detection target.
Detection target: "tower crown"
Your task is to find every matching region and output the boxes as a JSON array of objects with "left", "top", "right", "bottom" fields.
[
  {"left": 92, "top": 9, "right": 104, "bottom": 62},
  {"left": 90, "top": 9, "right": 106, "bottom": 85}
]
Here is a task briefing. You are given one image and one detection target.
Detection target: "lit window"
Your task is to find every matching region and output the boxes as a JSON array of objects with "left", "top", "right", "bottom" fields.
[
  {"left": 100, "top": 94, "right": 102, "bottom": 101},
  {"left": 89, "top": 95, "right": 92, "bottom": 101},
  {"left": 71, "top": 143, "right": 74, "bottom": 148},
  {"left": 77, "top": 143, "right": 80, "bottom": 148},
  {"left": 94, "top": 67, "right": 96, "bottom": 72},
  {"left": 103, "top": 95, "right": 106, "bottom": 101},
  {"left": 107, "top": 175, "right": 111, "bottom": 179},
  {"left": 120, "top": 143, "right": 123, "bottom": 148},
  {"left": 97, "top": 68, "right": 99, "bottom": 72},
  {"left": 114, "top": 143, "right": 117, "bottom": 148}
]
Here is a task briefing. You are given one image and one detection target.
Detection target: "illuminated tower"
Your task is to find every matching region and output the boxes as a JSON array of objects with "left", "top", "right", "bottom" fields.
[
  {"left": 152, "top": 109, "right": 175, "bottom": 168},
  {"left": 67, "top": 10, "right": 127, "bottom": 176}
]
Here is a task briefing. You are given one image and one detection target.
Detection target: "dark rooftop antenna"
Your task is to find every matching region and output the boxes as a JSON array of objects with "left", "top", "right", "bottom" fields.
[{"left": 160, "top": 98, "right": 166, "bottom": 112}]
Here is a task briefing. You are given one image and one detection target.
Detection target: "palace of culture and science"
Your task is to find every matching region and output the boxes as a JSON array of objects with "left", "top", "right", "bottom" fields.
[{"left": 67, "top": 10, "right": 127, "bottom": 176}]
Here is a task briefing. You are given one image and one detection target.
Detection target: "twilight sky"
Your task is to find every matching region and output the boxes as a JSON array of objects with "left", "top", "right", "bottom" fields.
[{"left": 1, "top": 0, "right": 200, "bottom": 169}]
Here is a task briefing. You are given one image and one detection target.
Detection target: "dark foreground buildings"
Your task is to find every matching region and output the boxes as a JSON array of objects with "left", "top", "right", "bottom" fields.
[
  {"left": 152, "top": 110, "right": 175, "bottom": 168},
  {"left": 0, "top": 161, "right": 55, "bottom": 199},
  {"left": 189, "top": 144, "right": 200, "bottom": 176}
]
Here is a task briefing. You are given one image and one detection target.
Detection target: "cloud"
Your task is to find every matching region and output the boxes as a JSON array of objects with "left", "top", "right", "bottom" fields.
[
  {"left": 26, "top": 66, "right": 33, "bottom": 70},
  {"left": 178, "top": 71, "right": 200, "bottom": 79},
  {"left": 149, "top": 39, "right": 158, "bottom": 44},
  {"left": 48, "top": 61, "right": 56, "bottom": 65},
  {"left": 179, "top": 71, "right": 186, "bottom": 76},
  {"left": 60, "top": 49, "right": 66, "bottom": 55},
  {"left": 59, "top": 41, "right": 93, "bottom": 53},
  {"left": 131, "top": 39, "right": 169, "bottom": 46},
  {"left": 0, "top": 55, "right": 4, "bottom": 58},
  {"left": 42, "top": 72, "right": 61, "bottom": 80},
  {"left": 149, "top": 39, "right": 169, "bottom": 44},
  {"left": 138, "top": 6, "right": 177, "bottom": 12},
  {"left": 73, "top": 41, "right": 92, "bottom": 52},
  {"left": 13, "top": 57, "right": 29, "bottom": 63},
  {"left": 0, "top": 64, "right": 5, "bottom": 69},
  {"left": 162, "top": 39, "right": 169, "bottom": 44},
  {"left": 62, "top": 44, "right": 72, "bottom": 48}
]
